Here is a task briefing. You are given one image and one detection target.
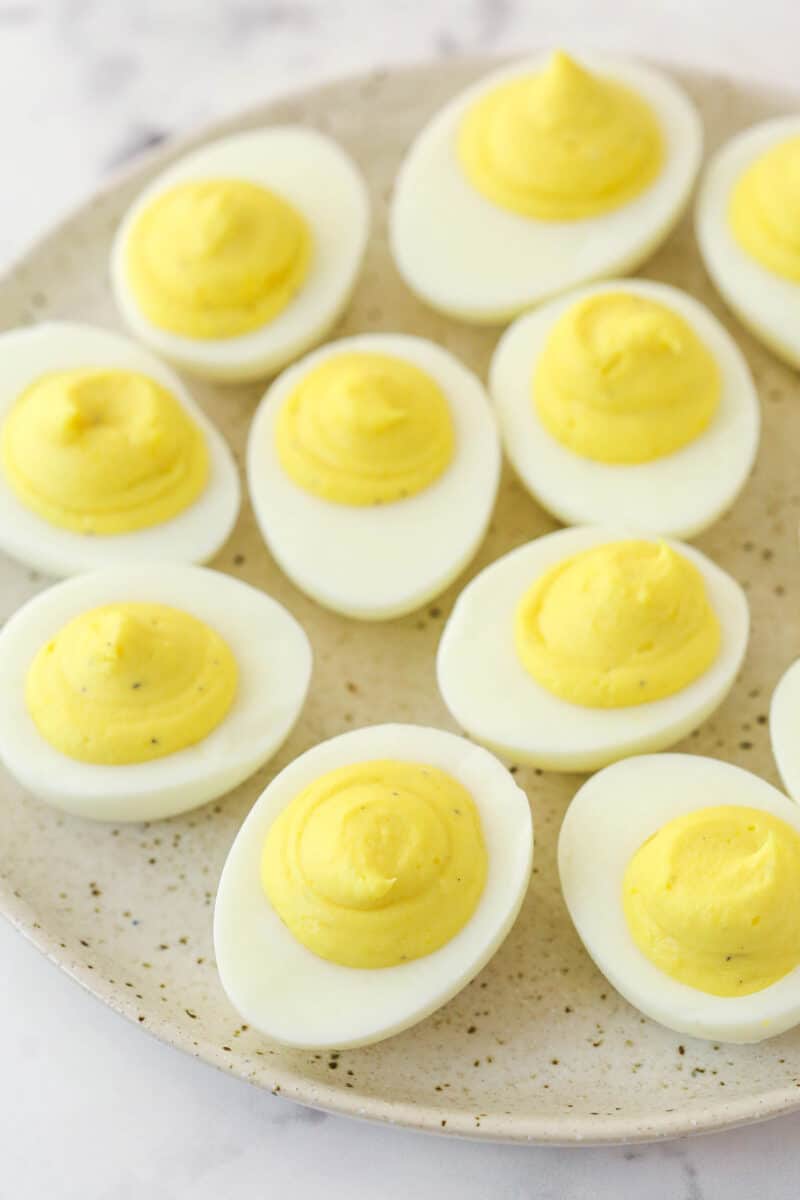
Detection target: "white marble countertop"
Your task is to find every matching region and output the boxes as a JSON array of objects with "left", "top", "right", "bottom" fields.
[{"left": 2, "top": 2, "right": 800, "bottom": 1196}]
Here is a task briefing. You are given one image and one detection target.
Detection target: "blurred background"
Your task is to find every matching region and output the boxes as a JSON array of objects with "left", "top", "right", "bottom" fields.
[{"left": 2, "top": 0, "right": 799, "bottom": 268}]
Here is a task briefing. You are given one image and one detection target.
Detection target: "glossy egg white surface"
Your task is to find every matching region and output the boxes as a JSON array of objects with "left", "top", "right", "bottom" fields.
[
  {"left": 696, "top": 116, "right": 800, "bottom": 368},
  {"left": 0, "top": 565, "right": 312, "bottom": 822},
  {"left": 559, "top": 754, "right": 800, "bottom": 1043},
  {"left": 214, "top": 723, "right": 533, "bottom": 1049},
  {"left": 390, "top": 53, "right": 702, "bottom": 323},
  {"left": 247, "top": 333, "right": 501, "bottom": 620},
  {"left": 0, "top": 323, "right": 240, "bottom": 577},
  {"left": 769, "top": 658, "right": 800, "bottom": 801},
  {"left": 489, "top": 279, "right": 760, "bottom": 539},
  {"left": 111, "top": 128, "right": 370, "bottom": 382},
  {"left": 437, "top": 526, "right": 749, "bottom": 772}
]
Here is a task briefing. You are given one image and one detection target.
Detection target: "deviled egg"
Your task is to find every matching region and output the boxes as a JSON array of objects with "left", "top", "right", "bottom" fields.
[
  {"left": 437, "top": 527, "right": 748, "bottom": 771},
  {"left": 769, "top": 658, "right": 800, "bottom": 801},
  {"left": 111, "top": 128, "right": 369, "bottom": 381},
  {"left": 696, "top": 116, "right": 800, "bottom": 367},
  {"left": 0, "top": 322, "right": 240, "bottom": 576},
  {"left": 391, "top": 50, "right": 702, "bottom": 322},
  {"left": 0, "top": 565, "right": 311, "bottom": 821},
  {"left": 489, "top": 279, "right": 760, "bottom": 538},
  {"left": 214, "top": 723, "right": 533, "bottom": 1049},
  {"left": 247, "top": 333, "right": 501, "bottom": 620},
  {"left": 560, "top": 754, "right": 800, "bottom": 1043}
]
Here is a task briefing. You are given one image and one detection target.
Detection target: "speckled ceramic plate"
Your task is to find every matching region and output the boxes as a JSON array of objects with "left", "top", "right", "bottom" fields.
[{"left": 2, "top": 60, "right": 799, "bottom": 1146}]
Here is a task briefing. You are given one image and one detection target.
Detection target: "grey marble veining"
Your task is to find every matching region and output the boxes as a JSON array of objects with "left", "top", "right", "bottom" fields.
[{"left": 2, "top": 3, "right": 800, "bottom": 1197}]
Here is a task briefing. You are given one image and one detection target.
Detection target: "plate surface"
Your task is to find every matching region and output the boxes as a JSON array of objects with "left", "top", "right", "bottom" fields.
[{"left": 2, "top": 60, "right": 799, "bottom": 1145}]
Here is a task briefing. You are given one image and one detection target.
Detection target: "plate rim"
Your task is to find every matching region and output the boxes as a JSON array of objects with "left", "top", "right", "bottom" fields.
[{"left": 2, "top": 55, "right": 800, "bottom": 1146}]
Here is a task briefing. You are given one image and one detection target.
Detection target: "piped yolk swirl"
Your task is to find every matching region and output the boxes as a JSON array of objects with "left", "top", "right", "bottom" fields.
[
  {"left": 276, "top": 352, "right": 455, "bottom": 505},
  {"left": 262, "top": 760, "right": 487, "bottom": 968},
  {"left": 515, "top": 540, "right": 721, "bottom": 708},
  {"left": 458, "top": 51, "right": 663, "bottom": 221},
  {"left": 125, "top": 178, "right": 311, "bottom": 338}
]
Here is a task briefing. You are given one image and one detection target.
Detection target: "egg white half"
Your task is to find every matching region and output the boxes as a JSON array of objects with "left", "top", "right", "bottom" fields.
[
  {"left": 111, "top": 128, "right": 370, "bottom": 382},
  {"left": 213, "top": 723, "right": 533, "bottom": 1049},
  {"left": 390, "top": 53, "right": 702, "bottom": 323},
  {"left": 559, "top": 753, "right": 800, "bottom": 1043},
  {"left": 437, "top": 526, "right": 749, "bottom": 772},
  {"left": 0, "top": 565, "right": 312, "bottom": 821},
  {"left": 770, "top": 658, "right": 800, "bottom": 801},
  {"left": 696, "top": 116, "right": 800, "bottom": 369},
  {"left": 247, "top": 333, "right": 501, "bottom": 620},
  {"left": 0, "top": 323, "right": 240, "bottom": 578},
  {"left": 489, "top": 279, "right": 760, "bottom": 539}
]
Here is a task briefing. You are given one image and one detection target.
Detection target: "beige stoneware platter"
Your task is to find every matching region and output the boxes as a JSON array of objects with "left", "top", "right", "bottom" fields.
[{"left": 2, "top": 59, "right": 800, "bottom": 1145}]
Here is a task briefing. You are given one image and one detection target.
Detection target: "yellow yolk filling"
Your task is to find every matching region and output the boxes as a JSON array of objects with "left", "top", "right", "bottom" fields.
[
  {"left": 730, "top": 136, "right": 800, "bottom": 282},
  {"left": 262, "top": 760, "right": 487, "bottom": 968},
  {"left": 25, "top": 602, "right": 238, "bottom": 765},
  {"left": 514, "top": 540, "right": 721, "bottom": 708},
  {"left": 1, "top": 369, "right": 208, "bottom": 534},
  {"left": 125, "top": 178, "right": 312, "bottom": 338},
  {"left": 458, "top": 51, "right": 663, "bottom": 221},
  {"left": 624, "top": 806, "right": 800, "bottom": 997},
  {"left": 276, "top": 352, "right": 455, "bottom": 505},
  {"left": 534, "top": 293, "right": 720, "bottom": 463}
]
